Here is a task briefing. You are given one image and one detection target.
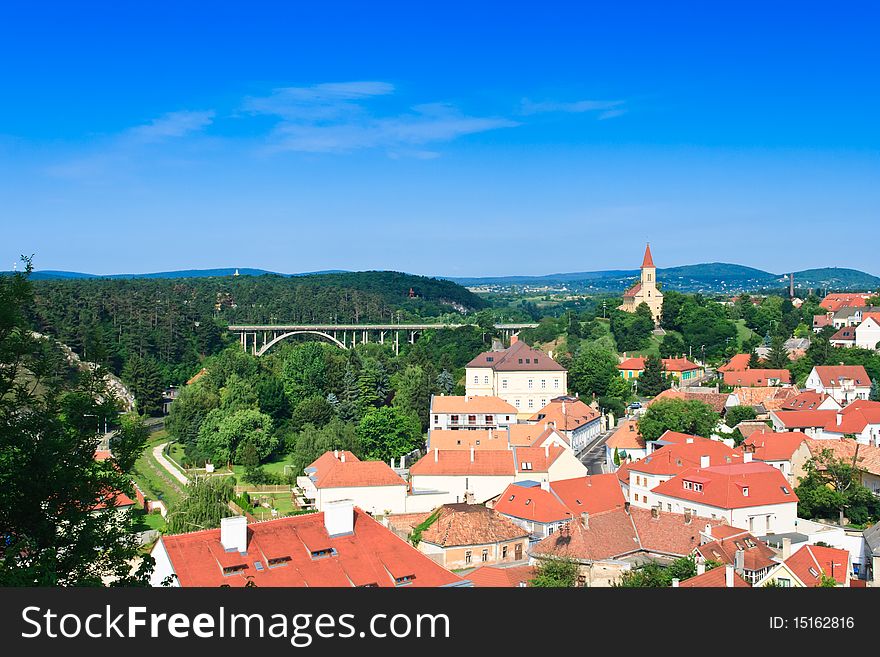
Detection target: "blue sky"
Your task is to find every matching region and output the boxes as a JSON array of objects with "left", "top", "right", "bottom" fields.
[{"left": 2, "top": 2, "right": 878, "bottom": 277}]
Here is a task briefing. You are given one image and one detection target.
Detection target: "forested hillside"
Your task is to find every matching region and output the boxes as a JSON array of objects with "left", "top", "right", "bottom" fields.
[{"left": 28, "top": 271, "right": 488, "bottom": 397}]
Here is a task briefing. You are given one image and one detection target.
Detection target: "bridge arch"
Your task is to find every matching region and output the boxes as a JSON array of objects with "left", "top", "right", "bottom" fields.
[{"left": 256, "top": 330, "right": 347, "bottom": 356}]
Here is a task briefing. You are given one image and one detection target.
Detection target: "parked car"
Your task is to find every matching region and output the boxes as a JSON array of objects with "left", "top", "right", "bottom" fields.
[{"left": 628, "top": 401, "right": 642, "bottom": 409}]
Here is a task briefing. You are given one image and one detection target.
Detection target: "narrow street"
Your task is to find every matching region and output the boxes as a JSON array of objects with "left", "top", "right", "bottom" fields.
[{"left": 577, "top": 425, "right": 616, "bottom": 475}]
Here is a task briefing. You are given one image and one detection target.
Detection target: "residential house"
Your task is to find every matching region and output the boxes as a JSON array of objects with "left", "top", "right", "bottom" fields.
[
  {"left": 813, "top": 314, "right": 833, "bottom": 332},
  {"left": 756, "top": 544, "right": 852, "bottom": 587},
  {"left": 727, "top": 385, "right": 799, "bottom": 419},
  {"left": 769, "top": 409, "right": 840, "bottom": 438},
  {"left": 741, "top": 430, "right": 808, "bottom": 483},
  {"left": 529, "top": 506, "right": 726, "bottom": 587},
  {"left": 605, "top": 419, "right": 647, "bottom": 470},
  {"left": 465, "top": 338, "right": 568, "bottom": 417},
  {"left": 406, "top": 504, "right": 530, "bottom": 570},
  {"left": 149, "top": 501, "right": 469, "bottom": 587},
  {"left": 804, "top": 365, "right": 872, "bottom": 405},
  {"left": 677, "top": 563, "right": 751, "bottom": 587},
  {"left": 718, "top": 353, "right": 752, "bottom": 373},
  {"left": 527, "top": 396, "right": 602, "bottom": 453},
  {"left": 820, "top": 400, "right": 880, "bottom": 446},
  {"left": 296, "top": 451, "right": 408, "bottom": 515},
  {"left": 466, "top": 564, "right": 535, "bottom": 587},
  {"left": 780, "top": 390, "right": 841, "bottom": 412},
  {"left": 792, "top": 439, "right": 880, "bottom": 496},
  {"left": 693, "top": 524, "right": 777, "bottom": 585},
  {"left": 649, "top": 461, "right": 799, "bottom": 535},
  {"left": 830, "top": 326, "right": 857, "bottom": 348},
  {"left": 722, "top": 369, "right": 791, "bottom": 387},
  {"left": 429, "top": 395, "right": 517, "bottom": 431},
  {"left": 856, "top": 315, "right": 880, "bottom": 350},
  {"left": 617, "top": 356, "right": 704, "bottom": 383},
  {"left": 820, "top": 293, "right": 873, "bottom": 313}
]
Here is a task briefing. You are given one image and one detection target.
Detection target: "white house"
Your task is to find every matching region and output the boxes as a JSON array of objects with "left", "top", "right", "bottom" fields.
[
  {"left": 527, "top": 396, "right": 602, "bottom": 454},
  {"left": 649, "top": 461, "right": 799, "bottom": 535},
  {"left": 804, "top": 365, "right": 872, "bottom": 405},
  {"left": 856, "top": 316, "right": 880, "bottom": 350},
  {"left": 429, "top": 395, "right": 517, "bottom": 431},
  {"left": 296, "top": 451, "right": 408, "bottom": 515}
]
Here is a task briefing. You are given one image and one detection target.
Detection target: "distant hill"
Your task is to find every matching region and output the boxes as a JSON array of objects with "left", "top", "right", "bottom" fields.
[
  {"left": 4, "top": 267, "right": 349, "bottom": 281},
  {"left": 448, "top": 263, "right": 879, "bottom": 294}
]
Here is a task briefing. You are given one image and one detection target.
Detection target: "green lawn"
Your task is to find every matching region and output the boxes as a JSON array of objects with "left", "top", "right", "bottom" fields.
[
  {"left": 130, "top": 508, "right": 166, "bottom": 532},
  {"left": 130, "top": 430, "right": 184, "bottom": 509},
  {"left": 230, "top": 453, "right": 299, "bottom": 480},
  {"left": 735, "top": 319, "right": 756, "bottom": 345}
]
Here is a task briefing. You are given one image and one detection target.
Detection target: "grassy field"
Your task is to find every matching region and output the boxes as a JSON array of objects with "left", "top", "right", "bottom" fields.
[
  {"left": 130, "top": 430, "right": 185, "bottom": 509},
  {"left": 131, "top": 507, "right": 166, "bottom": 532},
  {"left": 735, "top": 319, "right": 757, "bottom": 346},
  {"left": 230, "top": 453, "right": 299, "bottom": 479}
]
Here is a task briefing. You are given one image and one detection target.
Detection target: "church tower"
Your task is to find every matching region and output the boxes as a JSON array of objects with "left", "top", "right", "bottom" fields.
[{"left": 619, "top": 243, "right": 663, "bottom": 325}]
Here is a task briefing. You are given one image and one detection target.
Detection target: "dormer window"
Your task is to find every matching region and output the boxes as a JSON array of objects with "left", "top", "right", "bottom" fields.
[
  {"left": 268, "top": 556, "right": 291, "bottom": 568},
  {"left": 742, "top": 487, "right": 749, "bottom": 497},
  {"left": 310, "top": 548, "right": 336, "bottom": 560},
  {"left": 809, "top": 567, "right": 819, "bottom": 578},
  {"left": 486, "top": 357, "right": 494, "bottom": 363},
  {"left": 222, "top": 564, "right": 248, "bottom": 575},
  {"left": 395, "top": 575, "right": 416, "bottom": 586},
  {"left": 525, "top": 499, "right": 532, "bottom": 506}
]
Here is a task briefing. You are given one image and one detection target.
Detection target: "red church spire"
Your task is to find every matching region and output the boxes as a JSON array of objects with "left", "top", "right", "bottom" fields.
[{"left": 641, "top": 243, "right": 655, "bottom": 268}]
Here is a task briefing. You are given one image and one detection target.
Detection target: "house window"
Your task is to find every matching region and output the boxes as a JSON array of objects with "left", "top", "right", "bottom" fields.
[
  {"left": 484, "top": 376, "right": 489, "bottom": 384},
  {"left": 468, "top": 415, "right": 476, "bottom": 425},
  {"left": 577, "top": 575, "right": 587, "bottom": 587},
  {"left": 486, "top": 415, "right": 493, "bottom": 425},
  {"left": 528, "top": 379, "right": 533, "bottom": 389},
  {"left": 502, "top": 546, "right": 508, "bottom": 559},
  {"left": 451, "top": 415, "right": 459, "bottom": 425},
  {"left": 554, "top": 379, "right": 559, "bottom": 388},
  {"left": 482, "top": 549, "right": 489, "bottom": 562},
  {"left": 474, "top": 375, "right": 479, "bottom": 384},
  {"left": 433, "top": 415, "right": 438, "bottom": 423},
  {"left": 528, "top": 399, "right": 534, "bottom": 409},
  {"left": 515, "top": 399, "right": 521, "bottom": 408},
  {"left": 465, "top": 551, "right": 472, "bottom": 564},
  {"left": 541, "top": 379, "right": 546, "bottom": 389},
  {"left": 502, "top": 379, "right": 508, "bottom": 389},
  {"left": 777, "top": 578, "right": 790, "bottom": 587}
]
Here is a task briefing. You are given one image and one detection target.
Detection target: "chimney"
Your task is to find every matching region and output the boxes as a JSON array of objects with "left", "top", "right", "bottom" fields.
[
  {"left": 836, "top": 413, "right": 842, "bottom": 427},
  {"left": 544, "top": 444, "right": 549, "bottom": 458},
  {"left": 704, "top": 523, "right": 712, "bottom": 538},
  {"left": 743, "top": 452, "right": 752, "bottom": 463},
  {"left": 671, "top": 578, "right": 680, "bottom": 588},
  {"left": 734, "top": 549, "right": 745, "bottom": 574},
  {"left": 334, "top": 449, "right": 339, "bottom": 459},
  {"left": 323, "top": 499, "right": 355, "bottom": 537},
  {"left": 220, "top": 515, "right": 248, "bottom": 553},
  {"left": 725, "top": 564, "right": 735, "bottom": 588},
  {"left": 581, "top": 512, "right": 589, "bottom": 529},
  {"left": 782, "top": 537, "right": 792, "bottom": 560},
  {"left": 684, "top": 510, "right": 693, "bottom": 524},
  {"left": 686, "top": 437, "right": 694, "bottom": 444},
  {"left": 700, "top": 455, "right": 710, "bottom": 468},
  {"left": 540, "top": 479, "right": 550, "bottom": 492},
  {"left": 510, "top": 335, "right": 519, "bottom": 345},
  {"left": 624, "top": 501, "right": 631, "bottom": 514},
  {"left": 651, "top": 506, "right": 659, "bottom": 519},
  {"left": 341, "top": 452, "right": 346, "bottom": 463},
  {"left": 434, "top": 448, "right": 438, "bottom": 463},
  {"left": 696, "top": 562, "right": 706, "bottom": 576},
  {"left": 470, "top": 446, "right": 475, "bottom": 463}
]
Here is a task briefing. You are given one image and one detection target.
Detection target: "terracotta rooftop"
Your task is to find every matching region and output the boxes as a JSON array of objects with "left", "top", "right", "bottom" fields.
[
  {"left": 410, "top": 449, "right": 517, "bottom": 477},
  {"left": 652, "top": 462, "right": 798, "bottom": 509},
  {"left": 649, "top": 388, "right": 729, "bottom": 414},
  {"left": 305, "top": 451, "right": 406, "bottom": 489},
  {"left": 731, "top": 385, "right": 799, "bottom": 410},
  {"left": 812, "top": 365, "right": 870, "bottom": 388},
  {"left": 466, "top": 340, "right": 565, "bottom": 372},
  {"left": 606, "top": 419, "right": 646, "bottom": 450},
  {"left": 718, "top": 353, "right": 752, "bottom": 373},
  {"left": 626, "top": 436, "right": 742, "bottom": 477},
  {"left": 467, "top": 564, "right": 536, "bottom": 587},
  {"left": 772, "top": 409, "right": 838, "bottom": 429},
  {"left": 428, "top": 429, "right": 509, "bottom": 451},
  {"left": 723, "top": 369, "right": 791, "bottom": 387},
  {"left": 430, "top": 395, "right": 518, "bottom": 415},
  {"left": 528, "top": 396, "right": 600, "bottom": 431},
  {"left": 804, "top": 438, "right": 880, "bottom": 476},
  {"left": 784, "top": 544, "right": 850, "bottom": 586},
  {"left": 695, "top": 527, "right": 777, "bottom": 572},
  {"left": 742, "top": 430, "right": 808, "bottom": 462},
  {"left": 418, "top": 504, "right": 529, "bottom": 548},
  {"left": 158, "top": 509, "right": 464, "bottom": 587},
  {"left": 679, "top": 567, "right": 751, "bottom": 587},
  {"left": 781, "top": 390, "right": 836, "bottom": 411}
]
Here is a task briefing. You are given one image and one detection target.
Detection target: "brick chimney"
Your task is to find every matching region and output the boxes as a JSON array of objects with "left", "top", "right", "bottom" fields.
[
  {"left": 470, "top": 446, "right": 475, "bottom": 463},
  {"left": 510, "top": 335, "right": 519, "bottom": 345},
  {"left": 434, "top": 448, "right": 438, "bottom": 463},
  {"left": 581, "top": 512, "right": 589, "bottom": 529}
]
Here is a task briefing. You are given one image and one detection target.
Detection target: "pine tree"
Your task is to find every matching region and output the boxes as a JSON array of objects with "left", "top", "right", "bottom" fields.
[
  {"left": 436, "top": 369, "right": 455, "bottom": 395},
  {"left": 639, "top": 355, "right": 668, "bottom": 397}
]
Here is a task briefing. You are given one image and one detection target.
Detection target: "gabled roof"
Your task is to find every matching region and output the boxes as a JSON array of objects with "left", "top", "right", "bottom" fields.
[
  {"left": 804, "top": 439, "right": 880, "bottom": 477},
  {"left": 528, "top": 396, "right": 600, "bottom": 431},
  {"left": 811, "top": 365, "right": 871, "bottom": 388},
  {"left": 430, "top": 395, "right": 518, "bottom": 415},
  {"left": 493, "top": 482, "right": 573, "bottom": 524},
  {"left": 158, "top": 509, "right": 464, "bottom": 587},
  {"left": 781, "top": 390, "right": 836, "bottom": 411},
  {"left": 467, "top": 564, "right": 535, "bottom": 587},
  {"left": 617, "top": 357, "right": 701, "bottom": 373},
  {"left": 627, "top": 436, "right": 742, "bottom": 477},
  {"left": 305, "top": 451, "right": 407, "bottom": 489},
  {"left": 410, "top": 450, "right": 516, "bottom": 477},
  {"left": 772, "top": 409, "right": 839, "bottom": 429},
  {"left": 549, "top": 474, "right": 627, "bottom": 516},
  {"left": 718, "top": 354, "right": 752, "bottom": 373},
  {"left": 606, "top": 419, "right": 646, "bottom": 450},
  {"left": 466, "top": 340, "right": 565, "bottom": 371},
  {"left": 512, "top": 445, "right": 567, "bottom": 474},
  {"left": 823, "top": 399, "right": 880, "bottom": 435},
  {"left": 649, "top": 388, "right": 729, "bottom": 414},
  {"left": 820, "top": 293, "right": 872, "bottom": 312},
  {"left": 830, "top": 326, "right": 856, "bottom": 342},
  {"left": 742, "top": 430, "right": 808, "bottom": 462},
  {"left": 783, "top": 544, "right": 850, "bottom": 586},
  {"left": 652, "top": 462, "right": 797, "bottom": 509},
  {"left": 695, "top": 528, "right": 777, "bottom": 572},
  {"left": 731, "top": 385, "right": 799, "bottom": 410},
  {"left": 723, "top": 369, "right": 791, "bottom": 387},
  {"left": 530, "top": 507, "right": 725, "bottom": 563},
  {"left": 622, "top": 282, "right": 643, "bottom": 298},
  {"left": 418, "top": 504, "right": 529, "bottom": 548},
  {"left": 679, "top": 567, "right": 751, "bottom": 587},
  {"left": 507, "top": 424, "right": 555, "bottom": 446},
  {"left": 428, "top": 429, "right": 508, "bottom": 451}
]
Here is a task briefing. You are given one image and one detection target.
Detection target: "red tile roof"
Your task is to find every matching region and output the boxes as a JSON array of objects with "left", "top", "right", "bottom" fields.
[
  {"left": 606, "top": 420, "right": 646, "bottom": 450},
  {"left": 159, "top": 509, "right": 464, "bottom": 587},
  {"left": 467, "top": 564, "right": 536, "bottom": 587},
  {"left": 723, "top": 369, "right": 791, "bottom": 387},
  {"left": 679, "top": 567, "right": 751, "bottom": 587},
  {"left": 627, "top": 436, "right": 742, "bottom": 477},
  {"left": 618, "top": 357, "right": 646, "bottom": 371},
  {"left": 742, "top": 430, "right": 808, "bottom": 462},
  {"left": 784, "top": 544, "right": 850, "bottom": 586},
  {"left": 430, "top": 395, "right": 518, "bottom": 415},
  {"left": 772, "top": 410, "right": 838, "bottom": 429},
  {"left": 718, "top": 354, "right": 752, "bottom": 373},
  {"left": 781, "top": 390, "right": 835, "bottom": 411},
  {"left": 652, "top": 462, "right": 797, "bottom": 509},
  {"left": 428, "top": 429, "right": 509, "bottom": 451},
  {"left": 695, "top": 528, "right": 777, "bottom": 572},
  {"left": 820, "top": 293, "right": 872, "bottom": 312},
  {"left": 549, "top": 474, "right": 627, "bottom": 516},
  {"left": 419, "top": 504, "right": 529, "bottom": 548},
  {"left": 649, "top": 388, "right": 729, "bottom": 414},
  {"left": 731, "top": 385, "right": 799, "bottom": 410},
  {"left": 410, "top": 449, "right": 516, "bottom": 477},
  {"left": 528, "top": 397, "right": 600, "bottom": 431},
  {"left": 494, "top": 483, "right": 573, "bottom": 523},
  {"left": 823, "top": 402, "right": 880, "bottom": 435},
  {"left": 305, "top": 451, "right": 406, "bottom": 489},
  {"left": 830, "top": 327, "right": 856, "bottom": 342},
  {"left": 467, "top": 340, "right": 565, "bottom": 371},
  {"left": 812, "top": 365, "right": 870, "bottom": 388},
  {"left": 813, "top": 314, "right": 833, "bottom": 328},
  {"left": 512, "top": 445, "right": 567, "bottom": 474},
  {"left": 641, "top": 243, "right": 655, "bottom": 268},
  {"left": 507, "top": 424, "right": 552, "bottom": 446},
  {"left": 617, "top": 358, "right": 700, "bottom": 373},
  {"left": 531, "top": 507, "right": 725, "bottom": 562},
  {"left": 804, "top": 439, "right": 880, "bottom": 476},
  {"left": 622, "top": 282, "right": 643, "bottom": 298}
]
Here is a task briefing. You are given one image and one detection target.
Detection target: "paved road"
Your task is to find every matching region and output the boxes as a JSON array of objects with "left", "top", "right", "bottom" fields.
[
  {"left": 153, "top": 442, "right": 190, "bottom": 486},
  {"left": 577, "top": 428, "right": 615, "bottom": 475}
]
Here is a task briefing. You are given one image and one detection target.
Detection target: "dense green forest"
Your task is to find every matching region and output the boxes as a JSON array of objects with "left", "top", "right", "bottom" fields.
[{"left": 27, "top": 271, "right": 489, "bottom": 402}]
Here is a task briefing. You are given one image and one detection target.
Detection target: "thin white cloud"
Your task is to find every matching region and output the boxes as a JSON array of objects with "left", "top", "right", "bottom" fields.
[
  {"left": 126, "top": 110, "right": 215, "bottom": 142},
  {"left": 243, "top": 81, "right": 394, "bottom": 121},
  {"left": 520, "top": 98, "right": 626, "bottom": 117}
]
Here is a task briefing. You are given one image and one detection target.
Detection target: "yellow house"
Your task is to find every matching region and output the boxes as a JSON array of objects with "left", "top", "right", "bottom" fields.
[{"left": 616, "top": 356, "right": 704, "bottom": 382}]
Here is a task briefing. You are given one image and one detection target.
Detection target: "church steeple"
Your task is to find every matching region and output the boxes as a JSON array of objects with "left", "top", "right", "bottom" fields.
[{"left": 641, "top": 243, "right": 655, "bottom": 269}]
